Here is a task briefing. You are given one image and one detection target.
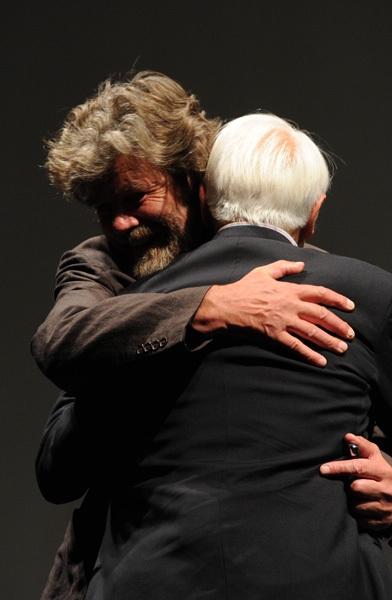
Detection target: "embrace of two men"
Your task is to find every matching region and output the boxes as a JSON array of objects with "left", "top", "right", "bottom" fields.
[{"left": 32, "top": 71, "right": 392, "bottom": 599}]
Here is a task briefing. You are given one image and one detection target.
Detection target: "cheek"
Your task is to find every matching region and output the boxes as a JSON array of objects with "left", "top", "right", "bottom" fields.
[{"left": 168, "top": 200, "right": 189, "bottom": 224}]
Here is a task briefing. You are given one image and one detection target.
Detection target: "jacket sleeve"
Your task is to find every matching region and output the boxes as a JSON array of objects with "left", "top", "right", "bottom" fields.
[
  {"left": 368, "top": 287, "right": 392, "bottom": 442},
  {"left": 35, "top": 391, "right": 91, "bottom": 503},
  {"left": 36, "top": 390, "right": 114, "bottom": 505},
  {"left": 30, "top": 237, "right": 209, "bottom": 392}
]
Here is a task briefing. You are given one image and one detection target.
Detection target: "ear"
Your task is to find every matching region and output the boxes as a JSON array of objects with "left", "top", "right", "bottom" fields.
[{"left": 298, "top": 194, "right": 326, "bottom": 246}]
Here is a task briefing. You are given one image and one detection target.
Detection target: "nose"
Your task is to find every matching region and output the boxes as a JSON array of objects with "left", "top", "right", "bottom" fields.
[{"left": 111, "top": 213, "right": 140, "bottom": 231}]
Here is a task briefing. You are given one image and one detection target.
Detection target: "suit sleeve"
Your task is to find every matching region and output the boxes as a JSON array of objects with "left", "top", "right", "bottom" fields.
[
  {"left": 30, "top": 239, "right": 210, "bottom": 392},
  {"left": 371, "top": 296, "right": 392, "bottom": 440},
  {"left": 35, "top": 391, "right": 91, "bottom": 503},
  {"left": 36, "top": 390, "right": 114, "bottom": 505}
]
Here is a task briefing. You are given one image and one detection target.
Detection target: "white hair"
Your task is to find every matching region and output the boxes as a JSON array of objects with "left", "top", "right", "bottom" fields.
[{"left": 204, "top": 113, "right": 331, "bottom": 232}]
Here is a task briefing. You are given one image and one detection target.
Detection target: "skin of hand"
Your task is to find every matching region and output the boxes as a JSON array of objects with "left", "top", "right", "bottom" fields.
[
  {"left": 191, "top": 260, "right": 355, "bottom": 367},
  {"left": 320, "top": 433, "right": 392, "bottom": 532}
]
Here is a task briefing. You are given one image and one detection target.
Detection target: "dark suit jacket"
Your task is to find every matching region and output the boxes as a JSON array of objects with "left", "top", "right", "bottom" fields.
[{"left": 83, "top": 225, "right": 392, "bottom": 599}]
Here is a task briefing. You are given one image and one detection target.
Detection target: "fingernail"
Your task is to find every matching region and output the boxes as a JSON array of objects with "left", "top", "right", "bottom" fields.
[
  {"left": 347, "top": 328, "right": 355, "bottom": 339},
  {"left": 347, "top": 300, "right": 355, "bottom": 309},
  {"left": 320, "top": 465, "right": 330, "bottom": 474},
  {"left": 337, "top": 341, "right": 348, "bottom": 353}
]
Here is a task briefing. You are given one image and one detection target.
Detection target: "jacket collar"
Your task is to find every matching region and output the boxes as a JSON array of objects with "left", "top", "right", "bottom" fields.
[{"left": 214, "top": 223, "right": 297, "bottom": 245}]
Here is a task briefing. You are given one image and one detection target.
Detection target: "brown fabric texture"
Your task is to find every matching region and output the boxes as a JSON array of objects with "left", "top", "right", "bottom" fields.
[{"left": 40, "top": 487, "right": 108, "bottom": 600}]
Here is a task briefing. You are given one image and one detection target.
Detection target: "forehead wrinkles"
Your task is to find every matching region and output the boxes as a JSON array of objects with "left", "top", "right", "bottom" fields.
[
  {"left": 86, "top": 155, "right": 170, "bottom": 205},
  {"left": 113, "top": 155, "right": 167, "bottom": 190}
]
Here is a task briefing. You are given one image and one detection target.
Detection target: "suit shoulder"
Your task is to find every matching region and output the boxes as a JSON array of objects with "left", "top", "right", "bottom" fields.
[
  {"left": 58, "top": 235, "right": 130, "bottom": 273},
  {"left": 326, "top": 252, "right": 392, "bottom": 278},
  {"left": 62, "top": 235, "right": 113, "bottom": 264},
  {"left": 55, "top": 235, "right": 134, "bottom": 293},
  {"left": 311, "top": 251, "right": 392, "bottom": 300}
]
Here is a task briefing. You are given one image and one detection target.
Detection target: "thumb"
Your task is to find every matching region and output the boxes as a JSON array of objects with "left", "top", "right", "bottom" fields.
[{"left": 261, "top": 260, "right": 305, "bottom": 280}]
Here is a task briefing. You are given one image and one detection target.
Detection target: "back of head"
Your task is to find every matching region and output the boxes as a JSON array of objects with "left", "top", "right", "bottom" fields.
[
  {"left": 204, "top": 113, "right": 331, "bottom": 232},
  {"left": 45, "top": 70, "right": 221, "bottom": 201}
]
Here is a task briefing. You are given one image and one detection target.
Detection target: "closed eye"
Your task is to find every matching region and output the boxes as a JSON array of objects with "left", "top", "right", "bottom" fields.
[
  {"left": 121, "top": 191, "right": 145, "bottom": 207},
  {"left": 94, "top": 192, "right": 146, "bottom": 216}
]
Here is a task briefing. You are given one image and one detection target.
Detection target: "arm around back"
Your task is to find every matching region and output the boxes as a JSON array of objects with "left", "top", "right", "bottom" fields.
[{"left": 30, "top": 236, "right": 209, "bottom": 392}]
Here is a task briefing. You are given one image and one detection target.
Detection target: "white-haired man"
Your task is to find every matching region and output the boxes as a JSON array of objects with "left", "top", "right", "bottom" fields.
[{"left": 87, "top": 112, "right": 392, "bottom": 599}]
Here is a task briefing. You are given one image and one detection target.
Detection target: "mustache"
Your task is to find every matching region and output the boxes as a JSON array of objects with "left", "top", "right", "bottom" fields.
[
  {"left": 127, "top": 219, "right": 191, "bottom": 249},
  {"left": 127, "top": 224, "right": 156, "bottom": 247}
]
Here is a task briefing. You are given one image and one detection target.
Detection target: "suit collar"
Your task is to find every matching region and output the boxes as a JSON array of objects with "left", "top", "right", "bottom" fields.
[{"left": 214, "top": 224, "right": 297, "bottom": 245}]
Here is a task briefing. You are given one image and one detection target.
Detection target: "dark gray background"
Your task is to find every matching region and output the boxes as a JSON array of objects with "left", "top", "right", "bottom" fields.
[{"left": 2, "top": 2, "right": 392, "bottom": 598}]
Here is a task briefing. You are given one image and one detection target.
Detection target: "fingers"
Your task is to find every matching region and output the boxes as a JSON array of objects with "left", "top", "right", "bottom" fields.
[
  {"left": 320, "top": 435, "right": 384, "bottom": 479},
  {"left": 298, "top": 285, "right": 355, "bottom": 312},
  {"left": 255, "top": 262, "right": 356, "bottom": 344},
  {"left": 320, "top": 458, "right": 364, "bottom": 477},
  {"left": 275, "top": 332, "right": 328, "bottom": 367},
  {"left": 198, "top": 264, "right": 356, "bottom": 368},
  {"left": 276, "top": 330, "right": 347, "bottom": 367},
  {"left": 294, "top": 305, "right": 355, "bottom": 342},
  {"left": 344, "top": 434, "right": 380, "bottom": 460},
  {"left": 259, "top": 262, "right": 356, "bottom": 313},
  {"left": 273, "top": 308, "right": 353, "bottom": 366},
  {"left": 283, "top": 314, "right": 353, "bottom": 353},
  {"left": 260, "top": 260, "right": 305, "bottom": 279},
  {"left": 348, "top": 488, "right": 392, "bottom": 531},
  {"left": 320, "top": 434, "right": 392, "bottom": 533},
  {"left": 351, "top": 508, "right": 392, "bottom": 531}
]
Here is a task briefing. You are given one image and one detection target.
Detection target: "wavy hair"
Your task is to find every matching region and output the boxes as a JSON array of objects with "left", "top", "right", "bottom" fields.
[{"left": 45, "top": 71, "right": 221, "bottom": 202}]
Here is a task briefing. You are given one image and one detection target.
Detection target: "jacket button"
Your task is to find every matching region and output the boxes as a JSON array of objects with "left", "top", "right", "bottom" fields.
[
  {"left": 136, "top": 337, "right": 168, "bottom": 356},
  {"left": 159, "top": 337, "right": 168, "bottom": 349}
]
